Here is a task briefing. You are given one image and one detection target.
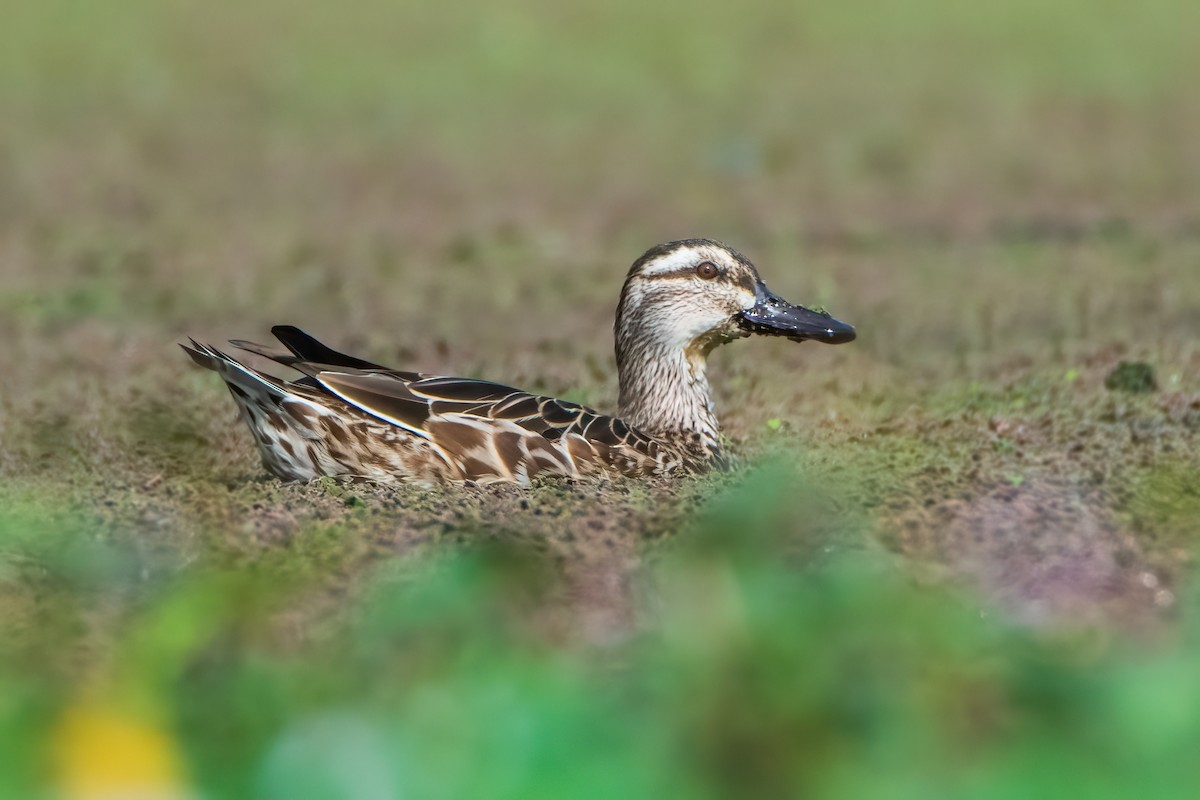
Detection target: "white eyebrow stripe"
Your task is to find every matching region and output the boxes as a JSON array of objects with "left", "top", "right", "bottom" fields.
[{"left": 637, "top": 247, "right": 707, "bottom": 276}]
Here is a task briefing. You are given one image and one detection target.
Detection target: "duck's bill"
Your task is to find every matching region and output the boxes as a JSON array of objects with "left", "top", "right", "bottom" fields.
[{"left": 737, "top": 282, "right": 856, "bottom": 344}]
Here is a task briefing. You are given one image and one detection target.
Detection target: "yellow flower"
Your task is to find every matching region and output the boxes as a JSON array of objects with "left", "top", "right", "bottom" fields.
[{"left": 53, "top": 701, "right": 189, "bottom": 800}]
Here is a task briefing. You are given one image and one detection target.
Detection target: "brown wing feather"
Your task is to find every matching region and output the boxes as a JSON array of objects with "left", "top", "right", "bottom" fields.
[
  {"left": 425, "top": 417, "right": 516, "bottom": 482},
  {"left": 409, "top": 379, "right": 619, "bottom": 444},
  {"left": 315, "top": 372, "right": 433, "bottom": 435},
  {"left": 410, "top": 377, "right": 523, "bottom": 402}
]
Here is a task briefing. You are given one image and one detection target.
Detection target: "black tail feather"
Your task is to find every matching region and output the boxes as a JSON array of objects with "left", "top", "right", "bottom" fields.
[
  {"left": 229, "top": 339, "right": 296, "bottom": 364},
  {"left": 180, "top": 338, "right": 225, "bottom": 370},
  {"left": 182, "top": 339, "right": 246, "bottom": 370},
  {"left": 270, "top": 325, "right": 387, "bottom": 370}
]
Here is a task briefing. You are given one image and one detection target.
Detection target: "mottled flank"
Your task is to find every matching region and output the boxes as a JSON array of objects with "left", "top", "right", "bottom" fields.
[
  {"left": 184, "top": 241, "right": 854, "bottom": 485},
  {"left": 182, "top": 336, "right": 669, "bottom": 484}
]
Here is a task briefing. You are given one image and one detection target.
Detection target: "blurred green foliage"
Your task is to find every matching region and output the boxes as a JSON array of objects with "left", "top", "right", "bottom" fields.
[{"left": 3, "top": 469, "right": 1200, "bottom": 799}]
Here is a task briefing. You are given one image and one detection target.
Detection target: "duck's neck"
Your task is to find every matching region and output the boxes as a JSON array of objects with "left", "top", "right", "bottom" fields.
[{"left": 616, "top": 336, "right": 722, "bottom": 460}]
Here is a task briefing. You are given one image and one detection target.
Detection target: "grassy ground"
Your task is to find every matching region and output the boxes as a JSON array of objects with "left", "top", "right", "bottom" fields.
[{"left": 2, "top": 0, "right": 1200, "bottom": 796}]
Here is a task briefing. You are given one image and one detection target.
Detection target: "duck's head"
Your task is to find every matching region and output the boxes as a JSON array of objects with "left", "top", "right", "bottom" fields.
[{"left": 616, "top": 239, "right": 856, "bottom": 358}]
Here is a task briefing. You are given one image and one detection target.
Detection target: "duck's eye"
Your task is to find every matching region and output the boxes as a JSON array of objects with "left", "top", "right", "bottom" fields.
[{"left": 695, "top": 261, "right": 719, "bottom": 280}]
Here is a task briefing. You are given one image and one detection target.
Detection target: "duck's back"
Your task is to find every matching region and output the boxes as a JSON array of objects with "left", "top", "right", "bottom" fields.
[{"left": 182, "top": 327, "right": 684, "bottom": 485}]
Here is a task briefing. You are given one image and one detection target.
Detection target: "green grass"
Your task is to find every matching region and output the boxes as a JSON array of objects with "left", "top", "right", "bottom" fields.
[{"left": 5, "top": 472, "right": 1200, "bottom": 798}]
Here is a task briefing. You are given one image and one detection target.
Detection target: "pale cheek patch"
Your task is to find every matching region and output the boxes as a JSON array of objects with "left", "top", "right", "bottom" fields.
[
  {"left": 652, "top": 302, "right": 726, "bottom": 345},
  {"left": 634, "top": 283, "right": 751, "bottom": 344}
]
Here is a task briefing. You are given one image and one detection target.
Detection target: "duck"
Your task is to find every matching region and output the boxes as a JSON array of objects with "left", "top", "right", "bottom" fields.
[{"left": 182, "top": 239, "right": 855, "bottom": 485}]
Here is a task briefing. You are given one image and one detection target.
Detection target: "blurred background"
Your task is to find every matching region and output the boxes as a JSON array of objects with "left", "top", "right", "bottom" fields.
[{"left": 2, "top": 1, "right": 1199, "bottom": 797}]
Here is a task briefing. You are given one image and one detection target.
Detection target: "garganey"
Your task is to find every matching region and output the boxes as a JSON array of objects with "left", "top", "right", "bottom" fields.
[{"left": 183, "top": 239, "right": 855, "bottom": 484}]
